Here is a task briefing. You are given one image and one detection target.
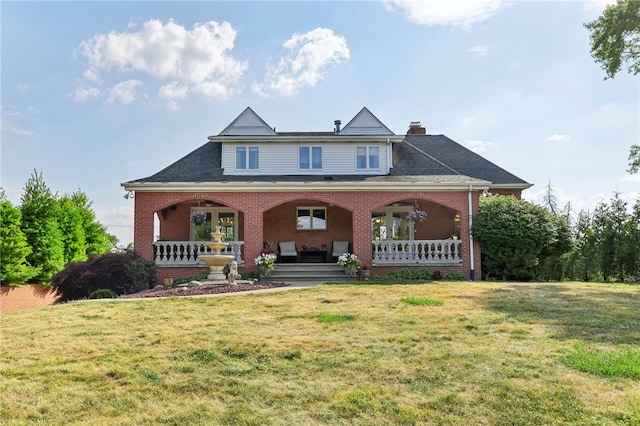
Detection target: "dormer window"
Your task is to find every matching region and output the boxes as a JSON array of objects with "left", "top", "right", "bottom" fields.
[
  {"left": 299, "top": 146, "right": 322, "bottom": 169},
  {"left": 236, "top": 147, "right": 259, "bottom": 170},
  {"left": 356, "top": 146, "right": 380, "bottom": 169}
]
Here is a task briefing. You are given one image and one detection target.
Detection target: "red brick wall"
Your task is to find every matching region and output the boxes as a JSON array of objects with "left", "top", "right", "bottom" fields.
[{"left": 133, "top": 188, "right": 517, "bottom": 281}]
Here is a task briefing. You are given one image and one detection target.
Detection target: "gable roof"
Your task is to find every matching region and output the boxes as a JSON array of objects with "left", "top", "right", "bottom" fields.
[
  {"left": 218, "top": 107, "right": 277, "bottom": 136},
  {"left": 339, "top": 107, "right": 395, "bottom": 136}
]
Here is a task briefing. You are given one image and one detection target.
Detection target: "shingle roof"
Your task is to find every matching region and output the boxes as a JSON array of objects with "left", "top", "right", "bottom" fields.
[
  {"left": 400, "top": 135, "right": 530, "bottom": 186},
  {"left": 124, "top": 135, "right": 529, "bottom": 187}
]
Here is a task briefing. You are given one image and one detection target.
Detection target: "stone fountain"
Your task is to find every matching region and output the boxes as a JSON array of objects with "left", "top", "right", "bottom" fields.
[{"left": 198, "top": 226, "right": 236, "bottom": 281}]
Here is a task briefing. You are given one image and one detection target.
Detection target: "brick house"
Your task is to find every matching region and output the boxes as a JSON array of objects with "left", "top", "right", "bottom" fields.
[{"left": 121, "top": 107, "right": 530, "bottom": 281}]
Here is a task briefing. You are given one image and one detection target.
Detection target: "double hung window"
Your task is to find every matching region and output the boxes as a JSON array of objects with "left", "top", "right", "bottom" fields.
[
  {"left": 236, "top": 147, "right": 259, "bottom": 170},
  {"left": 297, "top": 207, "right": 326, "bottom": 230},
  {"left": 299, "top": 146, "right": 323, "bottom": 169},
  {"left": 356, "top": 146, "right": 380, "bottom": 169}
]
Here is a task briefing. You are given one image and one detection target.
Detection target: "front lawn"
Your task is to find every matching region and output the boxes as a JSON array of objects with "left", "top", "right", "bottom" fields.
[{"left": 1, "top": 282, "right": 639, "bottom": 425}]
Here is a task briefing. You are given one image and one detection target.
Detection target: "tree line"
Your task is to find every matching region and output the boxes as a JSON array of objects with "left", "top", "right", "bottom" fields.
[
  {"left": 1, "top": 170, "right": 117, "bottom": 285},
  {"left": 472, "top": 191, "right": 640, "bottom": 283}
]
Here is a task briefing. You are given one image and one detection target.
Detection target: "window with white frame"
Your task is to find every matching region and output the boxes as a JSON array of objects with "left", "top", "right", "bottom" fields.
[
  {"left": 357, "top": 146, "right": 380, "bottom": 169},
  {"left": 191, "top": 208, "right": 238, "bottom": 241},
  {"left": 297, "top": 207, "right": 326, "bottom": 230},
  {"left": 299, "top": 146, "right": 323, "bottom": 169},
  {"left": 236, "top": 147, "right": 259, "bottom": 170}
]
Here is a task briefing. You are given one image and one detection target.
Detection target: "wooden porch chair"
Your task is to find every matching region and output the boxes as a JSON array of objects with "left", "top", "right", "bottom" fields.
[{"left": 278, "top": 241, "right": 298, "bottom": 263}]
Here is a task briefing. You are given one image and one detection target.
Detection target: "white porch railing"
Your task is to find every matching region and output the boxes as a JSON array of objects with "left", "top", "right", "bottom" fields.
[
  {"left": 372, "top": 239, "right": 462, "bottom": 265},
  {"left": 153, "top": 241, "right": 244, "bottom": 266}
]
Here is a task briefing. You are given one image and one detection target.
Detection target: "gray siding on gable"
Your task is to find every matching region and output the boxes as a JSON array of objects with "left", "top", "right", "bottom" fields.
[
  {"left": 339, "top": 107, "right": 395, "bottom": 135},
  {"left": 218, "top": 107, "right": 277, "bottom": 136},
  {"left": 222, "top": 142, "right": 390, "bottom": 175}
]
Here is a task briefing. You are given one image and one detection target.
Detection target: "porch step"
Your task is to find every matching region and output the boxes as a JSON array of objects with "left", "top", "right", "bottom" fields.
[{"left": 265, "top": 263, "right": 355, "bottom": 284}]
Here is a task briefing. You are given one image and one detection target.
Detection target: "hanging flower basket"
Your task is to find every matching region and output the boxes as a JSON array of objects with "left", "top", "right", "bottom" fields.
[
  {"left": 190, "top": 211, "right": 207, "bottom": 225},
  {"left": 405, "top": 209, "right": 427, "bottom": 223}
]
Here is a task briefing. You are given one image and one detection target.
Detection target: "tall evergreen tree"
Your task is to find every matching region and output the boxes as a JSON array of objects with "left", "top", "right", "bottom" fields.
[
  {"left": 70, "top": 190, "right": 116, "bottom": 255},
  {"left": 20, "top": 170, "right": 65, "bottom": 283},
  {"left": 57, "top": 195, "right": 87, "bottom": 263},
  {"left": 0, "top": 191, "right": 39, "bottom": 285},
  {"left": 569, "top": 210, "right": 599, "bottom": 282}
]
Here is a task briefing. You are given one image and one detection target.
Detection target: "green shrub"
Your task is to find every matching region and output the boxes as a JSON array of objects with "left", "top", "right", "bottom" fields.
[
  {"left": 243, "top": 270, "right": 260, "bottom": 281},
  {"left": 88, "top": 289, "right": 117, "bottom": 299},
  {"left": 52, "top": 253, "right": 157, "bottom": 301},
  {"left": 374, "top": 268, "right": 434, "bottom": 282},
  {"left": 124, "top": 259, "right": 158, "bottom": 294},
  {"left": 173, "top": 272, "right": 208, "bottom": 285},
  {"left": 441, "top": 271, "right": 467, "bottom": 281}
]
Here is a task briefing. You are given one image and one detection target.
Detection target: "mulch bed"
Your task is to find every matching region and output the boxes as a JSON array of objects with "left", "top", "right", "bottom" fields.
[{"left": 119, "top": 281, "right": 289, "bottom": 299}]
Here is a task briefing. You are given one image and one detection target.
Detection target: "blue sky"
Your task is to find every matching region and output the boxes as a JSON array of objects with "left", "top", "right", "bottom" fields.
[{"left": 2, "top": 0, "right": 638, "bottom": 246}]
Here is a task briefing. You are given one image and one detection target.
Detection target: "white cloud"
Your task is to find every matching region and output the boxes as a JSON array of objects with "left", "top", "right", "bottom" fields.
[
  {"left": 544, "top": 134, "right": 572, "bottom": 143},
  {"left": 158, "top": 81, "right": 188, "bottom": 110},
  {"left": 620, "top": 173, "right": 640, "bottom": 184},
  {"left": 72, "top": 86, "right": 101, "bottom": 103},
  {"left": 584, "top": 0, "right": 616, "bottom": 12},
  {"left": 1, "top": 120, "right": 36, "bottom": 136},
  {"left": 1, "top": 106, "right": 40, "bottom": 136},
  {"left": 94, "top": 204, "right": 134, "bottom": 246},
  {"left": 159, "top": 81, "right": 188, "bottom": 100},
  {"left": 166, "top": 101, "right": 181, "bottom": 112},
  {"left": 107, "top": 80, "right": 143, "bottom": 104},
  {"left": 383, "top": 0, "right": 507, "bottom": 28},
  {"left": 468, "top": 45, "right": 491, "bottom": 56},
  {"left": 75, "top": 19, "right": 247, "bottom": 105},
  {"left": 462, "top": 139, "right": 497, "bottom": 153},
  {"left": 461, "top": 117, "right": 476, "bottom": 126},
  {"left": 253, "top": 27, "right": 350, "bottom": 97}
]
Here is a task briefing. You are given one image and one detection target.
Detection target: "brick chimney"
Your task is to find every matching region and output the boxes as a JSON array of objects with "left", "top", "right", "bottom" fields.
[{"left": 407, "top": 121, "right": 426, "bottom": 135}]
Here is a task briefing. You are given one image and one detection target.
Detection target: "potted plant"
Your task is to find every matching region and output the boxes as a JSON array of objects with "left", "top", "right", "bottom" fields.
[
  {"left": 162, "top": 272, "right": 173, "bottom": 287},
  {"left": 337, "top": 253, "right": 361, "bottom": 276},
  {"left": 405, "top": 209, "right": 427, "bottom": 223},
  {"left": 358, "top": 265, "right": 370, "bottom": 280},
  {"left": 190, "top": 211, "right": 207, "bottom": 226},
  {"left": 254, "top": 252, "right": 277, "bottom": 277}
]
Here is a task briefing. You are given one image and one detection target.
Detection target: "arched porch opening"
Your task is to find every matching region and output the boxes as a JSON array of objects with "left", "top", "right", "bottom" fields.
[
  {"left": 371, "top": 198, "right": 462, "bottom": 266},
  {"left": 264, "top": 199, "right": 353, "bottom": 263},
  {"left": 153, "top": 199, "right": 245, "bottom": 267}
]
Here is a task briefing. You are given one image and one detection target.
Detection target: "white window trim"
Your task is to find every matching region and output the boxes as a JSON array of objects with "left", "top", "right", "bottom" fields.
[
  {"left": 297, "top": 206, "right": 327, "bottom": 230},
  {"left": 298, "top": 146, "right": 323, "bottom": 170},
  {"left": 190, "top": 207, "right": 238, "bottom": 241},
  {"left": 236, "top": 146, "right": 259, "bottom": 170},
  {"left": 356, "top": 146, "right": 380, "bottom": 170},
  {"left": 372, "top": 206, "right": 414, "bottom": 240}
]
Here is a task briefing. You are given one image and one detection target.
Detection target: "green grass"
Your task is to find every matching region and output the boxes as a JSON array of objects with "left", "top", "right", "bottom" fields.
[
  {"left": 317, "top": 312, "right": 355, "bottom": 323},
  {"left": 1, "top": 282, "right": 639, "bottom": 425},
  {"left": 563, "top": 345, "right": 640, "bottom": 379},
  {"left": 400, "top": 296, "right": 443, "bottom": 306}
]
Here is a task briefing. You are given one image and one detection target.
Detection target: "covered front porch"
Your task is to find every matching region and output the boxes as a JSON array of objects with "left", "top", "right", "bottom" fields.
[
  {"left": 151, "top": 238, "right": 462, "bottom": 266},
  {"left": 150, "top": 196, "right": 464, "bottom": 269}
]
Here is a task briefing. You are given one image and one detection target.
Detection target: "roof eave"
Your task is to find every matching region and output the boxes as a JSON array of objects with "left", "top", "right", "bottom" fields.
[
  {"left": 207, "top": 135, "right": 405, "bottom": 143},
  {"left": 121, "top": 180, "right": 493, "bottom": 193}
]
